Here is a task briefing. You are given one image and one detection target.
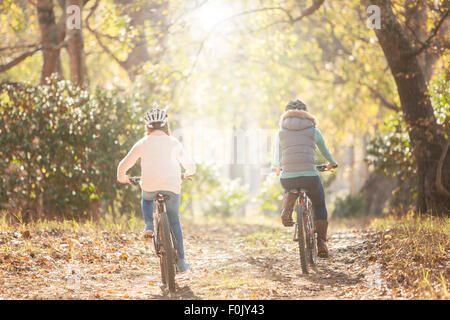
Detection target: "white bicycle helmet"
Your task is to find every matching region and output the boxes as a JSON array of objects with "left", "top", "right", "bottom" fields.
[{"left": 144, "top": 104, "right": 168, "bottom": 128}]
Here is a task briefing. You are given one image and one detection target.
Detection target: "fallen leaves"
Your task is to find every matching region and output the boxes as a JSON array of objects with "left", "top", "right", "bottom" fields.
[
  {"left": 2, "top": 218, "right": 443, "bottom": 300},
  {"left": 0, "top": 225, "right": 163, "bottom": 299},
  {"left": 364, "top": 216, "right": 450, "bottom": 299},
  {"left": 21, "top": 230, "right": 31, "bottom": 239}
]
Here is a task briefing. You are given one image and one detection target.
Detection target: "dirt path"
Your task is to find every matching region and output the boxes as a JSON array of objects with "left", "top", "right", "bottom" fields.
[{"left": 0, "top": 221, "right": 388, "bottom": 300}]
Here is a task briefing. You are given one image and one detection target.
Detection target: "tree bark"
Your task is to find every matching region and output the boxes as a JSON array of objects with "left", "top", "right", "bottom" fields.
[
  {"left": 37, "top": 0, "right": 65, "bottom": 84},
  {"left": 66, "top": 0, "right": 87, "bottom": 85},
  {"left": 363, "top": 0, "right": 450, "bottom": 215}
]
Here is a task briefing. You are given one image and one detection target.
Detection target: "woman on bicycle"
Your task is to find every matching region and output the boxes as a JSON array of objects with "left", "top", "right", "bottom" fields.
[
  {"left": 272, "top": 99, "right": 337, "bottom": 258},
  {"left": 117, "top": 105, "right": 196, "bottom": 272}
]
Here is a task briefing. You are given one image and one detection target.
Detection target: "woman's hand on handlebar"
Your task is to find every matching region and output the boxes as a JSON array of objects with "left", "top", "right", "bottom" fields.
[{"left": 327, "top": 164, "right": 338, "bottom": 170}]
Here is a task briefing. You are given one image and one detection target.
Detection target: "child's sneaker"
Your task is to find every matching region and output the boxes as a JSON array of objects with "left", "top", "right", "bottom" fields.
[
  {"left": 141, "top": 229, "right": 154, "bottom": 239},
  {"left": 176, "top": 259, "right": 190, "bottom": 273}
]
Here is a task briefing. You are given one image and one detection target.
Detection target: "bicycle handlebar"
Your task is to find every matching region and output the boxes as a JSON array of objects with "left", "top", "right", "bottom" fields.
[
  {"left": 129, "top": 176, "right": 141, "bottom": 185},
  {"left": 272, "top": 164, "right": 338, "bottom": 173},
  {"left": 128, "top": 174, "right": 194, "bottom": 186},
  {"left": 316, "top": 164, "right": 338, "bottom": 172}
]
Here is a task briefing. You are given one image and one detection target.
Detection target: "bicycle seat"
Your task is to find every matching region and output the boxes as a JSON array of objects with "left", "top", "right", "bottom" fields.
[
  {"left": 289, "top": 188, "right": 307, "bottom": 194},
  {"left": 156, "top": 193, "right": 170, "bottom": 201}
]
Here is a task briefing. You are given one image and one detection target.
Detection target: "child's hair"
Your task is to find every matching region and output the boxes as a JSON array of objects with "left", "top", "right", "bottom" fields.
[{"left": 146, "top": 122, "right": 170, "bottom": 136}]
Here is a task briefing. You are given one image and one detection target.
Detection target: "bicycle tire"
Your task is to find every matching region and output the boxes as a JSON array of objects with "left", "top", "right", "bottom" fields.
[
  {"left": 307, "top": 207, "right": 318, "bottom": 266},
  {"left": 304, "top": 209, "right": 315, "bottom": 267},
  {"left": 157, "top": 221, "right": 166, "bottom": 284},
  {"left": 296, "top": 205, "right": 309, "bottom": 274},
  {"left": 159, "top": 212, "right": 176, "bottom": 292}
]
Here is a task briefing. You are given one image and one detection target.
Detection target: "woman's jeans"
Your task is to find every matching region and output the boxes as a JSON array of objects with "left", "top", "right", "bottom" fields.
[
  {"left": 280, "top": 175, "right": 328, "bottom": 221},
  {"left": 141, "top": 190, "right": 185, "bottom": 260}
]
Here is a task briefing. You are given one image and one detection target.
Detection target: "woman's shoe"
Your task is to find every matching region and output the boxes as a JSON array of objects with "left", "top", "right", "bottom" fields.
[
  {"left": 176, "top": 259, "right": 190, "bottom": 273},
  {"left": 280, "top": 191, "right": 298, "bottom": 227},
  {"left": 315, "top": 220, "right": 329, "bottom": 258}
]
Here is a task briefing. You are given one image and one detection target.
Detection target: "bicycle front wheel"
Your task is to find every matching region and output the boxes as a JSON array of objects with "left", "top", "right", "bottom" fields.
[
  {"left": 296, "top": 205, "right": 309, "bottom": 274},
  {"left": 159, "top": 212, "right": 176, "bottom": 292}
]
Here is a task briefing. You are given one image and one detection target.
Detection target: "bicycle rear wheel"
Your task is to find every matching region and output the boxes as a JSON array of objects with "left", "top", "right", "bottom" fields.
[
  {"left": 296, "top": 205, "right": 309, "bottom": 274},
  {"left": 159, "top": 212, "right": 176, "bottom": 292},
  {"left": 306, "top": 209, "right": 318, "bottom": 266}
]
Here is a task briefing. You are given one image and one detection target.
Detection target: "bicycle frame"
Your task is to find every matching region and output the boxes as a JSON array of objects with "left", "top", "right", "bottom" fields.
[
  {"left": 299, "top": 193, "right": 315, "bottom": 245},
  {"left": 278, "top": 164, "right": 336, "bottom": 274},
  {"left": 128, "top": 175, "right": 192, "bottom": 293},
  {"left": 292, "top": 190, "right": 317, "bottom": 273},
  {"left": 153, "top": 194, "right": 178, "bottom": 262},
  {"left": 152, "top": 193, "right": 179, "bottom": 293}
]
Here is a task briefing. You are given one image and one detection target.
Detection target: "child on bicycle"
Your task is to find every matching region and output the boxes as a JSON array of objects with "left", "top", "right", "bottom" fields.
[
  {"left": 117, "top": 105, "right": 196, "bottom": 272},
  {"left": 272, "top": 99, "right": 337, "bottom": 258}
]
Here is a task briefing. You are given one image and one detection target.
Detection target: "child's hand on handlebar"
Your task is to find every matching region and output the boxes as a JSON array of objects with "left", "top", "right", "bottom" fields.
[{"left": 118, "top": 175, "right": 131, "bottom": 184}]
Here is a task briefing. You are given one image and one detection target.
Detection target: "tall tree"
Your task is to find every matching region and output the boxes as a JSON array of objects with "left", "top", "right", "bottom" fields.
[
  {"left": 362, "top": 0, "right": 450, "bottom": 215},
  {"left": 37, "top": 0, "right": 65, "bottom": 83},
  {"left": 66, "top": 0, "right": 87, "bottom": 85}
]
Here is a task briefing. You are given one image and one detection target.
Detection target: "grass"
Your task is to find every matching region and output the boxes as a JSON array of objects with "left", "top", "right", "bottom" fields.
[
  {"left": 0, "top": 210, "right": 145, "bottom": 233},
  {"left": 369, "top": 211, "right": 449, "bottom": 299}
]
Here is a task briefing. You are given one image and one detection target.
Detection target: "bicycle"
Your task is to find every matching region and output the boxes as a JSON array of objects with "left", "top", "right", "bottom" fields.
[
  {"left": 129, "top": 175, "right": 192, "bottom": 293},
  {"left": 291, "top": 164, "right": 337, "bottom": 274}
]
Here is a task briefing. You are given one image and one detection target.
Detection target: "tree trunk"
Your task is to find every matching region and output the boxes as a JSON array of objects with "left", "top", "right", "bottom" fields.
[
  {"left": 113, "top": 0, "right": 169, "bottom": 80},
  {"left": 66, "top": 0, "right": 87, "bottom": 86},
  {"left": 363, "top": 0, "right": 450, "bottom": 215},
  {"left": 37, "top": 0, "right": 65, "bottom": 84}
]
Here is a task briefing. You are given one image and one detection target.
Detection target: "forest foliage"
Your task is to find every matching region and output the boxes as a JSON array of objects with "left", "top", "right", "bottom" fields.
[{"left": 0, "top": 0, "right": 449, "bottom": 218}]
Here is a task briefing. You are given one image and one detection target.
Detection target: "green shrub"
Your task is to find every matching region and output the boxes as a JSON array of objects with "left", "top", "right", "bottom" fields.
[
  {"left": 255, "top": 172, "right": 284, "bottom": 215},
  {"left": 332, "top": 193, "right": 367, "bottom": 218},
  {"left": 0, "top": 76, "right": 145, "bottom": 219},
  {"left": 207, "top": 178, "right": 249, "bottom": 217},
  {"left": 180, "top": 163, "right": 249, "bottom": 217},
  {"left": 365, "top": 72, "right": 449, "bottom": 205}
]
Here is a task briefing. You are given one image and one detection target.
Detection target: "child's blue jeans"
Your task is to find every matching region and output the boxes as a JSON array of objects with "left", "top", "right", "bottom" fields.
[{"left": 141, "top": 190, "right": 185, "bottom": 260}]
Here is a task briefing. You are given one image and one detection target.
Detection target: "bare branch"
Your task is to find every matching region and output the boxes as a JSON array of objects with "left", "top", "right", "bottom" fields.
[
  {"left": 408, "top": 8, "right": 450, "bottom": 57},
  {"left": 367, "top": 86, "right": 400, "bottom": 112},
  {"left": 84, "top": 0, "right": 99, "bottom": 22},
  {"left": 291, "top": 0, "right": 325, "bottom": 23},
  {"left": 84, "top": 1, "right": 126, "bottom": 68},
  {"left": 0, "top": 43, "right": 39, "bottom": 52},
  {"left": 87, "top": 26, "right": 126, "bottom": 68},
  {"left": 0, "top": 47, "right": 41, "bottom": 73},
  {"left": 185, "top": 3, "right": 325, "bottom": 80}
]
